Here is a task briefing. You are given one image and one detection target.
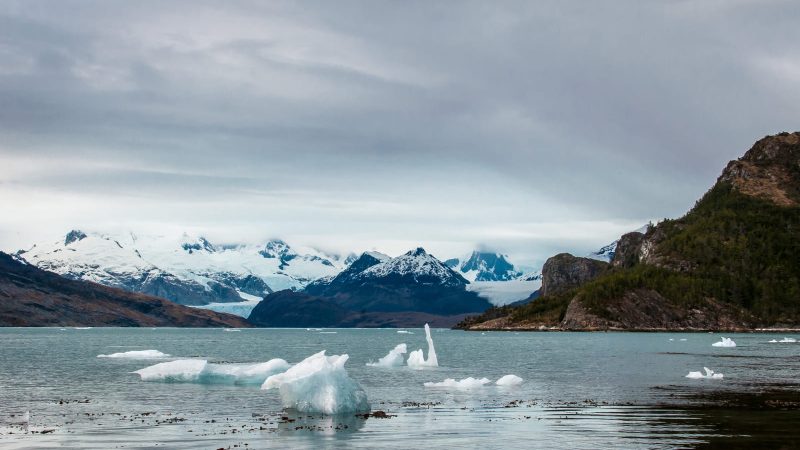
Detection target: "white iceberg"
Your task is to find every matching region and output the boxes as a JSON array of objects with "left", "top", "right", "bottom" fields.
[
  {"left": 367, "top": 344, "right": 407, "bottom": 368},
  {"left": 424, "top": 377, "right": 491, "bottom": 389},
  {"left": 770, "top": 339, "right": 778, "bottom": 343},
  {"left": 685, "top": 367, "right": 724, "bottom": 379},
  {"left": 98, "top": 350, "right": 170, "bottom": 359},
  {"left": 779, "top": 337, "right": 797, "bottom": 343},
  {"left": 262, "top": 351, "right": 369, "bottom": 414},
  {"left": 397, "top": 330, "right": 413, "bottom": 334},
  {"left": 495, "top": 374, "right": 524, "bottom": 386},
  {"left": 407, "top": 323, "right": 438, "bottom": 369},
  {"left": 712, "top": 337, "right": 736, "bottom": 347},
  {"left": 134, "top": 358, "right": 290, "bottom": 385}
]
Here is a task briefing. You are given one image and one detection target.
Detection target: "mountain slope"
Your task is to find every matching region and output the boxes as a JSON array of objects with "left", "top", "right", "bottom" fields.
[
  {"left": 445, "top": 251, "right": 522, "bottom": 281},
  {"left": 459, "top": 132, "right": 800, "bottom": 331},
  {"left": 249, "top": 248, "right": 492, "bottom": 327},
  {"left": 17, "top": 231, "right": 345, "bottom": 306},
  {"left": 0, "top": 252, "right": 250, "bottom": 327}
]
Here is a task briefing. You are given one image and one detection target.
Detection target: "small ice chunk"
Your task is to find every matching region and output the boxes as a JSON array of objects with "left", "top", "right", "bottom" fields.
[
  {"left": 367, "top": 344, "right": 407, "bottom": 368},
  {"left": 769, "top": 339, "right": 778, "bottom": 343},
  {"left": 98, "top": 350, "right": 170, "bottom": 359},
  {"left": 424, "top": 377, "right": 491, "bottom": 389},
  {"left": 134, "top": 358, "right": 290, "bottom": 385},
  {"left": 262, "top": 351, "right": 369, "bottom": 414},
  {"left": 669, "top": 338, "right": 674, "bottom": 341},
  {"left": 397, "top": 330, "right": 413, "bottom": 334},
  {"left": 712, "top": 337, "right": 736, "bottom": 347},
  {"left": 686, "top": 367, "right": 723, "bottom": 379},
  {"left": 779, "top": 337, "right": 797, "bottom": 343},
  {"left": 680, "top": 338, "right": 688, "bottom": 341},
  {"left": 495, "top": 374, "right": 524, "bottom": 386},
  {"left": 407, "top": 323, "right": 438, "bottom": 369}
]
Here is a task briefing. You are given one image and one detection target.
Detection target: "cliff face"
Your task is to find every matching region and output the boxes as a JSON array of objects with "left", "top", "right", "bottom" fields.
[
  {"left": 0, "top": 252, "right": 250, "bottom": 327},
  {"left": 459, "top": 132, "right": 800, "bottom": 331},
  {"left": 540, "top": 254, "right": 608, "bottom": 296}
]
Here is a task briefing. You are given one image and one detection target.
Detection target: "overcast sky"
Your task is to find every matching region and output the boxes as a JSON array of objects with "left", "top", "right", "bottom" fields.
[{"left": 1, "top": 0, "right": 798, "bottom": 266}]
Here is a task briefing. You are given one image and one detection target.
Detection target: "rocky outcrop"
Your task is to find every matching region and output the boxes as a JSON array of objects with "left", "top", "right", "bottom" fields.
[
  {"left": 540, "top": 253, "right": 608, "bottom": 296},
  {"left": 560, "top": 291, "right": 752, "bottom": 331},
  {"left": 718, "top": 132, "right": 800, "bottom": 206},
  {"left": 611, "top": 232, "right": 645, "bottom": 268},
  {"left": 0, "top": 252, "right": 250, "bottom": 327}
]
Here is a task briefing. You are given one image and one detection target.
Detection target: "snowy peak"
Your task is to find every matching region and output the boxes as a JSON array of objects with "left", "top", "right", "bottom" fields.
[
  {"left": 357, "top": 248, "right": 467, "bottom": 287},
  {"left": 447, "top": 250, "right": 523, "bottom": 282},
  {"left": 181, "top": 236, "right": 216, "bottom": 254},
  {"left": 65, "top": 230, "right": 87, "bottom": 246}
]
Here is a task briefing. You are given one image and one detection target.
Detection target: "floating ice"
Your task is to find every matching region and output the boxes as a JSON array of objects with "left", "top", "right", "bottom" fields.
[
  {"left": 98, "top": 350, "right": 170, "bottom": 359},
  {"left": 407, "top": 324, "right": 438, "bottom": 369},
  {"left": 397, "top": 330, "right": 413, "bottom": 334},
  {"left": 685, "top": 367, "right": 724, "bottom": 379},
  {"left": 134, "top": 358, "right": 290, "bottom": 385},
  {"left": 223, "top": 328, "right": 241, "bottom": 332},
  {"left": 262, "top": 351, "right": 370, "bottom": 414},
  {"left": 712, "top": 337, "right": 736, "bottom": 347},
  {"left": 770, "top": 339, "right": 778, "bottom": 343},
  {"left": 367, "top": 344, "right": 407, "bottom": 368},
  {"left": 779, "top": 337, "right": 797, "bottom": 343},
  {"left": 424, "top": 377, "right": 491, "bottom": 389},
  {"left": 680, "top": 338, "right": 688, "bottom": 341},
  {"left": 495, "top": 374, "right": 524, "bottom": 386}
]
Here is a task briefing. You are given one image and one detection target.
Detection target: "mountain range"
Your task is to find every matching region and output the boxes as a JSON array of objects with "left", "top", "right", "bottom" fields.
[{"left": 248, "top": 248, "right": 493, "bottom": 327}]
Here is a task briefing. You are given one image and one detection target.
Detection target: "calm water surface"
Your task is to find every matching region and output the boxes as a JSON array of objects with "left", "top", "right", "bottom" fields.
[{"left": 1, "top": 328, "right": 798, "bottom": 449}]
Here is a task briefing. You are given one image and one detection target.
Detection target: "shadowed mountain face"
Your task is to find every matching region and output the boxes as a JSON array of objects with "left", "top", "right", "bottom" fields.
[
  {"left": 459, "top": 132, "right": 800, "bottom": 331},
  {"left": 0, "top": 252, "right": 250, "bottom": 327},
  {"left": 249, "top": 248, "right": 492, "bottom": 328}
]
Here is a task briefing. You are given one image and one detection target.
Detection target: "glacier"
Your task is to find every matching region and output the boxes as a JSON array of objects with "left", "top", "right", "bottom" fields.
[
  {"left": 367, "top": 344, "right": 407, "bottom": 368},
  {"left": 98, "top": 350, "right": 170, "bottom": 359},
  {"left": 495, "top": 374, "right": 524, "bottom": 386},
  {"left": 407, "top": 323, "right": 438, "bottom": 369},
  {"left": 424, "top": 377, "right": 491, "bottom": 389},
  {"left": 685, "top": 367, "right": 724, "bottom": 379},
  {"left": 261, "top": 351, "right": 370, "bottom": 415},
  {"left": 712, "top": 337, "right": 737, "bottom": 347},
  {"left": 134, "top": 358, "right": 290, "bottom": 385}
]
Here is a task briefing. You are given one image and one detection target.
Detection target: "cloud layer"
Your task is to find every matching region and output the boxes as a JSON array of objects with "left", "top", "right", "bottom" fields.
[{"left": 1, "top": 0, "right": 798, "bottom": 265}]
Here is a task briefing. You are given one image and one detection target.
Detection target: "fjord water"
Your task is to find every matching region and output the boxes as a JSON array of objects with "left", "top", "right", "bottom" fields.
[{"left": 1, "top": 328, "right": 798, "bottom": 449}]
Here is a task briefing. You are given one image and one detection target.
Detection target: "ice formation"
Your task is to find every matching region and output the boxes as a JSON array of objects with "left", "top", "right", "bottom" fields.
[
  {"left": 97, "top": 350, "right": 170, "bottom": 359},
  {"left": 779, "top": 337, "right": 797, "bottom": 343},
  {"left": 495, "top": 374, "right": 524, "bottom": 386},
  {"left": 424, "top": 377, "right": 491, "bottom": 389},
  {"left": 367, "top": 344, "right": 407, "bottom": 368},
  {"left": 407, "top": 323, "right": 438, "bottom": 368},
  {"left": 712, "top": 337, "right": 736, "bottom": 347},
  {"left": 685, "top": 367, "right": 724, "bottom": 379},
  {"left": 134, "top": 358, "right": 290, "bottom": 385},
  {"left": 261, "top": 351, "right": 370, "bottom": 414},
  {"left": 397, "top": 330, "right": 413, "bottom": 334}
]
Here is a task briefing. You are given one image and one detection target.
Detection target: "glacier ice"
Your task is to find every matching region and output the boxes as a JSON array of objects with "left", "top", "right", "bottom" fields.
[
  {"left": 134, "top": 358, "right": 290, "bottom": 385},
  {"left": 779, "top": 337, "right": 797, "bottom": 343},
  {"left": 367, "top": 344, "right": 407, "bottom": 368},
  {"left": 424, "top": 377, "right": 491, "bottom": 389},
  {"left": 262, "top": 351, "right": 370, "bottom": 415},
  {"left": 712, "top": 337, "right": 736, "bottom": 347},
  {"left": 407, "top": 323, "right": 438, "bottom": 369},
  {"left": 685, "top": 367, "right": 724, "bottom": 379},
  {"left": 98, "top": 350, "right": 170, "bottom": 359},
  {"left": 495, "top": 374, "right": 524, "bottom": 386}
]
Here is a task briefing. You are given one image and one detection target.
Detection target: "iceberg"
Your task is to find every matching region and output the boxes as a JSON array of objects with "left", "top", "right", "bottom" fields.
[
  {"left": 367, "top": 344, "right": 407, "bottom": 368},
  {"left": 407, "top": 323, "right": 438, "bottom": 369},
  {"left": 262, "top": 351, "right": 370, "bottom": 414},
  {"left": 98, "top": 350, "right": 170, "bottom": 359},
  {"left": 770, "top": 339, "right": 778, "bottom": 343},
  {"left": 779, "top": 337, "right": 797, "bottom": 343},
  {"left": 685, "top": 367, "right": 724, "bottom": 379},
  {"left": 424, "top": 377, "right": 491, "bottom": 389},
  {"left": 495, "top": 374, "right": 524, "bottom": 386},
  {"left": 712, "top": 337, "right": 736, "bottom": 347},
  {"left": 134, "top": 358, "right": 290, "bottom": 385},
  {"left": 397, "top": 330, "right": 413, "bottom": 334}
]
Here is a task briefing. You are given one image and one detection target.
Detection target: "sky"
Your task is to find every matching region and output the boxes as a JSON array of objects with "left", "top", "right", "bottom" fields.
[{"left": 1, "top": 0, "right": 799, "bottom": 267}]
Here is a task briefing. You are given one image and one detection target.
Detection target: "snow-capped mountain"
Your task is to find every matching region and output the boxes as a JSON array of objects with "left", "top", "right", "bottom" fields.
[
  {"left": 445, "top": 250, "right": 523, "bottom": 282},
  {"left": 248, "top": 247, "right": 491, "bottom": 327},
  {"left": 17, "top": 230, "right": 346, "bottom": 306},
  {"left": 586, "top": 224, "right": 651, "bottom": 262}
]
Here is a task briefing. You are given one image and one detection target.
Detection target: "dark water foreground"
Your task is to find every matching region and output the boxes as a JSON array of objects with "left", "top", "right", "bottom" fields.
[{"left": 0, "top": 328, "right": 798, "bottom": 449}]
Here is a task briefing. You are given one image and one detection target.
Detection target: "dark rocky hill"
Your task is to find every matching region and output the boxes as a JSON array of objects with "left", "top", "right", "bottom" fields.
[{"left": 0, "top": 252, "right": 250, "bottom": 327}]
